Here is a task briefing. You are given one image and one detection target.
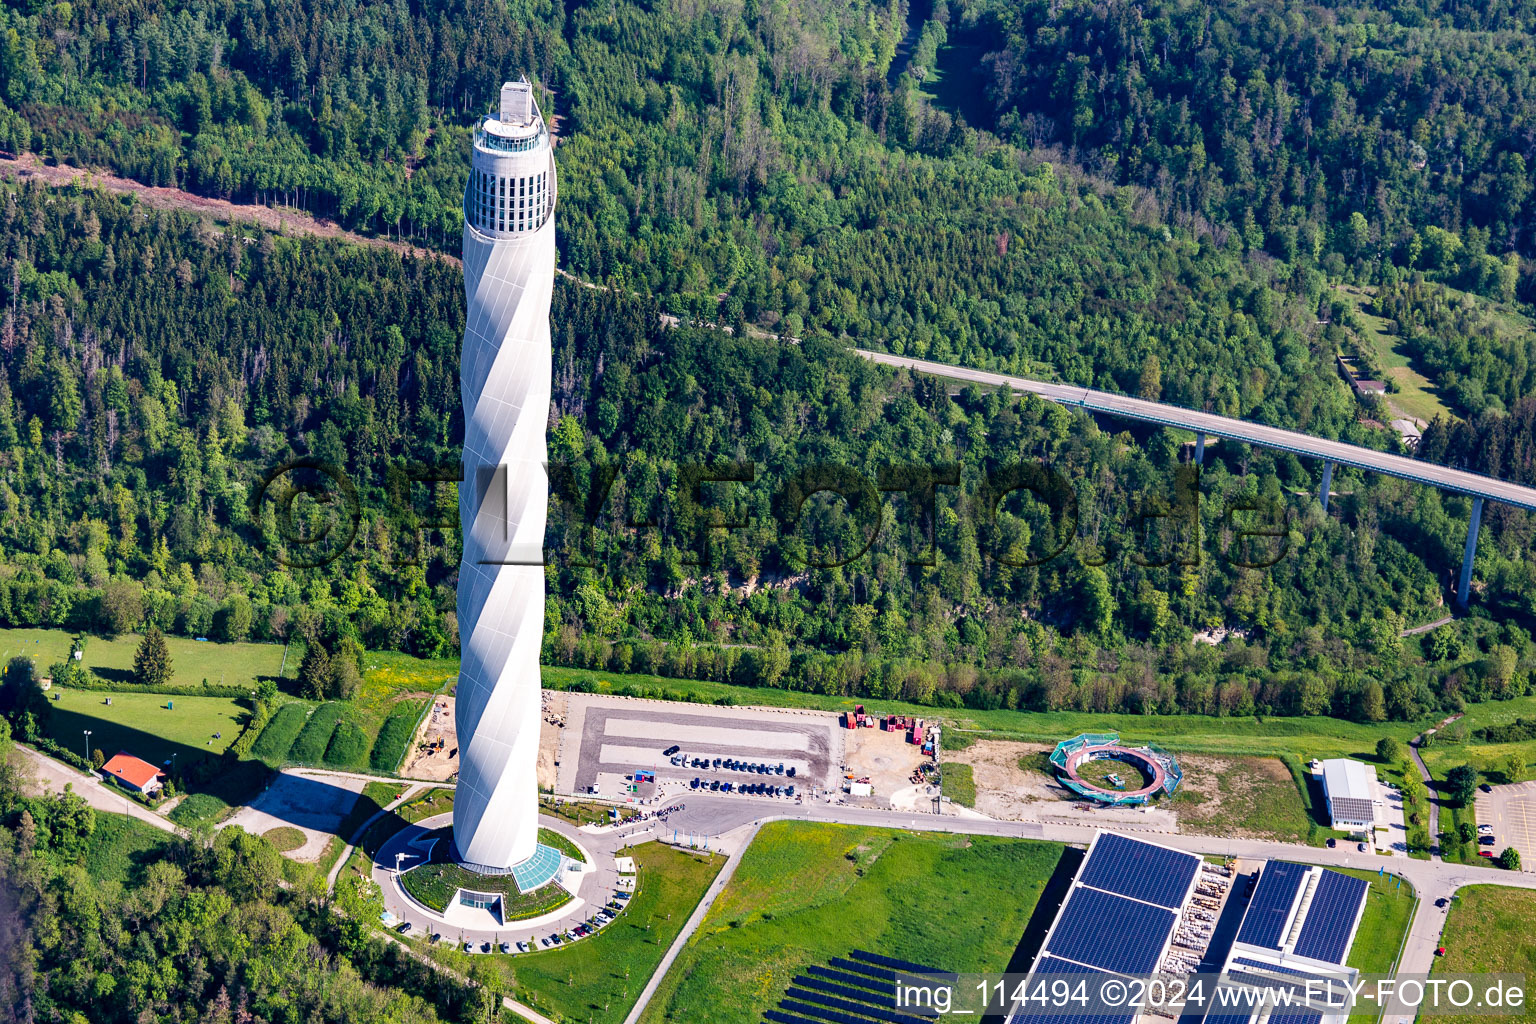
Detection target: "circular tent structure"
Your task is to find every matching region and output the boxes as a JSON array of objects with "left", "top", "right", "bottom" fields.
[{"left": 1049, "top": 732, "right": 1183, "bottom": 806}]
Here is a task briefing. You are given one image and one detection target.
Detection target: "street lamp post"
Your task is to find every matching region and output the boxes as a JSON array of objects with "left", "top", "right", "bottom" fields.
[{"left": 82, "top": 729, "right": 91, "bottom": 765}]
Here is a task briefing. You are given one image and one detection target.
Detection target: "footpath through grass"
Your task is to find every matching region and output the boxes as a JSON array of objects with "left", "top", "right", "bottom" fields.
[
  {"left": 638, "top": 821, "right": 1064, "bottom": 1024},
  {"left": 1433, "top": 886, "right": 1536, "bottom": 1024}
]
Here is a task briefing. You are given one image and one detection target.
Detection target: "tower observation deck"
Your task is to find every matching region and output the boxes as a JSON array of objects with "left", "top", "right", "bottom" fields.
[{"left": 453, "top": 78, "right": 559, "bottom": 876}]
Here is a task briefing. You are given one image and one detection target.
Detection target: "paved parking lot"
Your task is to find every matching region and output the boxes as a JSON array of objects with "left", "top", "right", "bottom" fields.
[
  {"left": 556, "top": 693, "right": 843, "bottom": 799},
  {"left": 1475, "top": 780, "right": 1536, "bottom": 869}
]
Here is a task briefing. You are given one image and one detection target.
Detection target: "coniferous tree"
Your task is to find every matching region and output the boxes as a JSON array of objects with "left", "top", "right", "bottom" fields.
[{"left": 132, "top": 627, "right": 172, "bottom": 688}]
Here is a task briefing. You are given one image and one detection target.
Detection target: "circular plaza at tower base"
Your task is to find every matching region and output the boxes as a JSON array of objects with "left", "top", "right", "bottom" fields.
[
  {"left": 1049, "top": 732, "right": 1183, "bottom": 806},
  {"left": 397, "top": 824, "right": 580, "bottom": 926}
]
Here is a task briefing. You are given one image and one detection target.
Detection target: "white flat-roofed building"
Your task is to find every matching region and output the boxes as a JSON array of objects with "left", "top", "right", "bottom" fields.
[{"left": 1320, "top": 759, "right": 1377, "bottom": 830}]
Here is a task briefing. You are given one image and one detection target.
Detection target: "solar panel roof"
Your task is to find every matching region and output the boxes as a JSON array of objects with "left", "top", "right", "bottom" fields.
[
  {"left": 1078, "top": 833, "right": 1200, "bottom": 908},
  {"left": 1235, "top": 862, "right": 1308, "bottom": 949},
  {"left": 1329, "top": 797, "right": 1375, "bottom": 823},
  {"left": 1270, "top": 1012, "right": 1324, "bottom": 1024},
  {"left": 1293, "top": 870, "right": 1369, "bottom": 964},
  {"left": 1229, "top": 958, "right": 1340, "bottom": 986},
  {"left": 1043, "top": 887, "right": 1176, "bottom": 975},
  {"left": 1034, "top": 956, "right": 1118, "bottom": 977},
  {"left": 1201, "top": 1013, "right": 1255, "bottom": 1024},
  {"left": 1009, "top": 1006, "right": 1135, "bottom": 1024}
]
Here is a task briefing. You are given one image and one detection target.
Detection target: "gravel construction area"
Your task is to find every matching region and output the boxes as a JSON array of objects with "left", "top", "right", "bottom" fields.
[
  {"left": 944, "top": 739, "right": 1060, "bottom": 819},
  {"left": 402, "top": 697, "right": 459, "bottom": 782},
  {"left": 944, "top": 737, "right": 1179, "bottom": 830},
  {"left": 557, "top": 693, "right": 842, "bottom": 797},
  {"left": 843, "top": 726, "right": 930, "bottom": 803},
  {"left": 403, "top": 690, "right": 566, "bottom": 790}
]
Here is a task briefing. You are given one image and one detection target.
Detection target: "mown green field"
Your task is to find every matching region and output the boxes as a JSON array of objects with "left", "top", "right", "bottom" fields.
[
  {"left": 1339, "top": 867, "right": 1416, "bottom": 975},
  {"left": 1433, "top": 886, "right": 1536, "bottom": 1024},
  {"left": 43, "top": 686, "right": 244, "bottom": 768},
  {"left": 637, "top": 822, "right": 1064, "bottom": 1024},
  {"left": 83, "top": 811, "right": 174, "bottom": 884},
  {"left": 0, "top": 626, "right": 289, "bottom": 690}
]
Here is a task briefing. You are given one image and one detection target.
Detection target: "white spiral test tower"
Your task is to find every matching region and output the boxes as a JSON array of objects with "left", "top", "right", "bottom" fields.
[{"left": 453, "top": 79, "right": 560, "bottom": 878}]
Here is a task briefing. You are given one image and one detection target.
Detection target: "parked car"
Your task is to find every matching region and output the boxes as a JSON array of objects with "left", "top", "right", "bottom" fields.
[
  {"left": 787, "top": 767, "right": 796, "bottom": 777},
  {"left": 396, "top": 921, "right": 413, "bottom": 933},
  {"left": 1357, "top": 842, "right": 1368, "bottom": 852},
  {"left": 1326, "top": 838, "right": 1336, "bottom": 848},
  {"left": 1478, "top": 824, "right": 1494, "bottom": 834},
  {"left": 1480, "top": 835, "right": 1497, "bottom": 845},
  {"left": 1480, "top": 783, "right": 1492, "bottom": 792},
  {"left": 499, "top": 942, "right": 511, "bottom": 953},
  {"left": 540, "top": 937, "right": 551, "bottom": 948},
  {"left": 464, "top": 942, "right": 475, "bottom": 953},
  {"left": 1479, "top": 850, "right": 1495, "bottom": 858},
  {"left": 663, "top": 745, "right": 680, "bottom": 756},
  {"left": 776, "top": 763, "right": 785, "bottom": 775}
]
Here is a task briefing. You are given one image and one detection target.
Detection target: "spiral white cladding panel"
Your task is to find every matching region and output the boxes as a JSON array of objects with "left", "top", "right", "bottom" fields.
[{"left": 454, "top": 81, "right": 557, "bottom": 874}]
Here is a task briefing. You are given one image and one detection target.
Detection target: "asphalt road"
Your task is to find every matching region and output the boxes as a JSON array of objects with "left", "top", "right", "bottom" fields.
[{"left": 856, "top": 350, "right": 1536, "bottom": 512}]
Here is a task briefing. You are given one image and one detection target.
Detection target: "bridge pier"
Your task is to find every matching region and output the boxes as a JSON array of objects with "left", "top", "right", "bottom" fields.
[
  {"left": 1194, "top": 434, "right": 1205, "bottom": 465},
  {"left": 1319, "top": 460, "right": 1334, "bottom": 513},
  {"left": 1457, "top": 497, "right": 1484, "bottom": 607}
]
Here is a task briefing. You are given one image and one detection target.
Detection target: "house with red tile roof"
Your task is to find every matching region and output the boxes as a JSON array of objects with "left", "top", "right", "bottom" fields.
[{"left": 99, "top": 752, "right": 166, "bottom": 796}]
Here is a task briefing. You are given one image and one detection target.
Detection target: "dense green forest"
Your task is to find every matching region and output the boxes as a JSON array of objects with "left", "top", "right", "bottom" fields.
[
  {"left": 0, "top": 721, "right": 500, "bottom": 1024},
  {"left": 954, "top": 0, "right": 1536, "bottom": 291},
  {"left": 0, "top": 179, "right": 1528, "bottom": 720},
  {"left": 1, "top": 0, "right": 1530, "bottom": 402}
]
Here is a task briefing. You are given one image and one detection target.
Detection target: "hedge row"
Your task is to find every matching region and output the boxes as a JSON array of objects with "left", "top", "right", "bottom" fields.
[
  {"left": 369, "top": 699, "right": 428, "bottom": 772},
  {"left": 229, "top": 698, "right": 274, "bottom": 760},
  {"left": 59, "top": 674, "right": 253, "bottom": 699},
  {"left": 251, "top": 704, "right": 309, "bottom": 763},
  {"left": 323, "top": 721, "right": 370, "bottom": 768},
  {"left": 288, "top": 703, "right": 345, "bottom": 764}
]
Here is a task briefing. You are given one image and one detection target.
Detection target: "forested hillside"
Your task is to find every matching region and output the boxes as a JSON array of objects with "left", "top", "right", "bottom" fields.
[
  {"left": 957, "top": 0, "right": 1536, "bottom": 292},
  {"left": 3, "top": 0, "right": 1530, "bottom": 416},
  {"left": 0, "top": 0, "right": 1532, "bottom": 717},
  {"left": 0, "top": 179, "right": 1529, "bottom": 719}
]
